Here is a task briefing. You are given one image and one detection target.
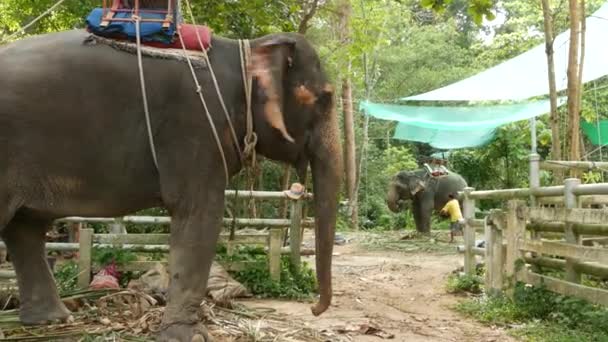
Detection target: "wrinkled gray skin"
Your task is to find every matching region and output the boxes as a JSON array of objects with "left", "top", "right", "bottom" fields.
[
  {"left": 0, "top": 30, "right": 343, "bottom": 341},
  {"left": 387, "top": 169, "right": 467, "bottom": 233}
]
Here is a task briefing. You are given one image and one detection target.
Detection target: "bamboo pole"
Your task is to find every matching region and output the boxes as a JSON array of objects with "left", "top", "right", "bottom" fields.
[
  {"left": 564, "top": 178, "right": 582, "bottom": 283},
  {"left": 78, "top": 229, "right": 94, "bottom": 289},
  {"left": 524, "top": 255, "right": 608, "bottom": 279},
  {"left": 463, "top": 187, "right": 476, "bottom": 275},
  {"left": 289, "top": 200, "right": 303, "bottom": 270}
]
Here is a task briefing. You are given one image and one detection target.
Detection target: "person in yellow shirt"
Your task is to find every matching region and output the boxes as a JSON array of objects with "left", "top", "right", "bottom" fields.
[{"left": 440, "top": 193, "right": 464, "bottom": 243}]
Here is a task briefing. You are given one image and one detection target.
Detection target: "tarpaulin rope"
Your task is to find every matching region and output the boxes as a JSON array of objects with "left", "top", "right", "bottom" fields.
[{"left": 0, "top": 0, "right": 70, "bottom": 44}]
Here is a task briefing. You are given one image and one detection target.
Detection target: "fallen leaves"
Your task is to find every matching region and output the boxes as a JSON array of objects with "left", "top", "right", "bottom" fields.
[{"left": 336, "top": 322, "right": 395, "bottom": 339}]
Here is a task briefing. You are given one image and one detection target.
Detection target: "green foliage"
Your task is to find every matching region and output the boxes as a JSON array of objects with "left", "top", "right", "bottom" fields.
[
  {"left": 457, "top": 283, "right": 608, "bottom": 341},
  {"left": 420, "top": 0, "right": 497, "bottom": 25},
  {"left": 92, "top": 246, "right": 137, "bottom": 267},
  {"left": 446, "top": 273, "right": 482, "bottom": 294},
  {"left": 54, "top": 261, "right": 79, "bottom": 295},
  {"left": 0, "top": 0, "right": 307, "bottom": 41},
  {"left": 383, "top": 146, "right": 418, "bottom": 177},
  {"left": 232, "top": 258, "right": 317, "bottom": 300},
  {"left": 216, "top": 245, "right": 317, "bottom": 299}
]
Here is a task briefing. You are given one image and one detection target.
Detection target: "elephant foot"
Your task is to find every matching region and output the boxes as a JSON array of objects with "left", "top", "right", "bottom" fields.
[
  {"left": 156, "top": 322, "right": 212, "bottom": 342},
  {"left": 20, "top": 301, "right": 72, "bottom": 326}
]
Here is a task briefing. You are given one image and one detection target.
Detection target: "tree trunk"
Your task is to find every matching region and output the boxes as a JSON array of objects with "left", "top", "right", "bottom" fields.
[
  {"left": 342, "top": 75, "right": 358, "bottom": 228},
  {"left": 338, "top": 1, "right": 358, "bottom": 229},
  {"left": 298, "top": 0, "right": 321, "bottom": 34},
  {"left": 567, "top": 0, "right": 582, "bottom": 177},
  {"left": 579, "top": 1, "right": 587, "bottom": 162},
  {"left": 541, "top": 0, "right": 563, "bottom": 182}
]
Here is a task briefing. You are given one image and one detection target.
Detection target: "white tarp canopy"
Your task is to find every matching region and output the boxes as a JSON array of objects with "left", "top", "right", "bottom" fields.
[{"left": 403, "top": 3, "right": 608, "bottom": 102}]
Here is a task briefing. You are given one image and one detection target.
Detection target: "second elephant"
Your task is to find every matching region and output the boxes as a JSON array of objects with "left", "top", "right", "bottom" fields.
[{"left": 387, "top": 168, "right": 468, "bottom": 233}]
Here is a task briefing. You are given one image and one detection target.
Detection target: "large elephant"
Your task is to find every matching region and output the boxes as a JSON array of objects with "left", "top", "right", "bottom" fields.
[
  {"left": 0, "top": 29, "right": 342, "bottom": 341},
  {"left": 386, "top": 168, "right": 467, "bottom": 233}
]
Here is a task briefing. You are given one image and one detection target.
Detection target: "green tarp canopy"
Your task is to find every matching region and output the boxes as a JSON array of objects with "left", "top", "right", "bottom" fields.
[
  {"left": 582, "top": 120, "right": 608, "bottom": 145},
  {"left": 359, "top": 3, "right": 608, "bottom": 150},
  {"left": 360, "top": 99, "right": 562, "bottom": 149}
]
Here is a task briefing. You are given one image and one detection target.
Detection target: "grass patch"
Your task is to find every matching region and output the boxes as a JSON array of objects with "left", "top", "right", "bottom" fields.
[
  {"left": 216, "top": 245, "right": 317, "bottom": 300},
  {"left": 455, "top": 283, "right": 608, "bottom": 342},
  {"left": 446, "top": 273, "right": 483, "bottom": 294},
  {"left": 359, "top": 231, "right": 457, "bottom": 254}
]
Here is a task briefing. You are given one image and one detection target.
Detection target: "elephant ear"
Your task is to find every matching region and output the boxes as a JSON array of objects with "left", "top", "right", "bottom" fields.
[
  {"left": 249, "top": 36, "right": 297, "bottom": 143},
  {"left": 408, "top": 177, "right": 426, "bottom": 196}
]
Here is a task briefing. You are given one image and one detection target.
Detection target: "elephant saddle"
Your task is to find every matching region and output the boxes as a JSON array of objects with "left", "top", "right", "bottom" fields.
[
  {"left": 423, "top": 163, "right": 449, "bottom": 177},
  {"left": 85, "top": 2, "right": 211, "bottom": 52}
]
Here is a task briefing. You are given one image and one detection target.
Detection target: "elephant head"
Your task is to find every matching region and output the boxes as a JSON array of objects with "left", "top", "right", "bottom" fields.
[
  {"left": 387, "top": 171, "right": 426, "bottom": 213},
  {"left": 248, "top": 33, "right": 343, "bottom": 316}
]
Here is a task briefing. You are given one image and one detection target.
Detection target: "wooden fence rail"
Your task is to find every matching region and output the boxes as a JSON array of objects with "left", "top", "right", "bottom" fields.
[
  {"left": 0, "top": 190, "right": 313, "bottom": 288},
  {"left": 462, "top": 199, "right": 608, "bottom": 306},
  {"left": 459, "top": 176, "right": 608, "bottom": 306}
]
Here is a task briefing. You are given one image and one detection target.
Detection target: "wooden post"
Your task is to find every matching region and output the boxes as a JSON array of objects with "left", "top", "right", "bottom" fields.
[
  {"left": 68, "top": 222, "right": 81, "bottom": 243},
  {"left": 485, "top": 210, "right": 505, "bottom": 295},
  {"left": 269, "top": 228, "right": 282, "bottom": 282},
  {"left": 289, "top": 199, "right": 303, "bottom": 270},
  {"left": 77, "top": 228, "right": 94, "bottom": 289},
  {"left": 504, "top": 200, "right": 527, "bottom": 297},
  {"left": 109, "top": 218, "right": 127, "bottom": 234},
  {"left": 529, "top": 153, "right": 542, "bottom": 273},
  {"left": 564, "top": 178, "right": 582, "bottom": 283},
  {"left": 463, "top": 187, "right": 476, "bottom": 275}
]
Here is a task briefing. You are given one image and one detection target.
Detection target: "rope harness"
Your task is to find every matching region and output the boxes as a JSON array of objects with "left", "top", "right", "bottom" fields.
[
  {"left": 3, "top": 0, "right": 258, "bottom": 186},
  {"left": 132, "top": 0, "right": 257, "bottom": 185}
]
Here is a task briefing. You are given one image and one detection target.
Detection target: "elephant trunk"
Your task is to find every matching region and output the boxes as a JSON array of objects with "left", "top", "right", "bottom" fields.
[
  {"left": 309, "top": 113, "right": 342, "bottom": 317},
  {"left": 387, "top": 183, "right": 401, "bottom": 213}
]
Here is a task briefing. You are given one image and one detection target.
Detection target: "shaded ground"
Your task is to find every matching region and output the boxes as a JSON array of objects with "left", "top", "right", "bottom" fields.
[{"left": 244, "top": 231, "right": 514, "bottom": 342}]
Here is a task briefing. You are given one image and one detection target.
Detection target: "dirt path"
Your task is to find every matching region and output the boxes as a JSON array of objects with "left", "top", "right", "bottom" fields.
[{"left": 244, "top": 232, "right": 514, "bottom": 342}]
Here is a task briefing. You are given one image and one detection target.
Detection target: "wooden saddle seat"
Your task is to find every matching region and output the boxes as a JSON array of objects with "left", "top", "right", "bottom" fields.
[
  {"left": 423, "top": 163, "right": 450, "bottom": 178},
  {"left": 86, "top": 0, "right": 212, "bottom": 52},
  {"left": 101, "top": 0, "right": 179, "bottom": 29}
]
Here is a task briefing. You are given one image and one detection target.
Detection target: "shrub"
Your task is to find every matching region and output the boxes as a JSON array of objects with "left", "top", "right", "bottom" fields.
[
  {"left": 446, "top": 274, "right": 482, "bottom": 294},
  {"left": 54, "top": 261, "right": 79, "bottom": 295},
  {"left": 456, "top": 282, "right": 608, "bottom": 341},
  {"left": 217, "top": 245, "right": 317, "bottom": 299}
]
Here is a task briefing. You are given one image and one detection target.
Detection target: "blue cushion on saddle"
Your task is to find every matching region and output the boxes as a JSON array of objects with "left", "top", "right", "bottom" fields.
[{"left": 85, "top": 8, "right": 176, "bottom": 44}]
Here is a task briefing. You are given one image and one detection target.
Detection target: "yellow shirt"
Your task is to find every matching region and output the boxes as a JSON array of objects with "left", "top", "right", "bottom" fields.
[{"left": 441, "top": 199, "right": 463, "bottom": 222}]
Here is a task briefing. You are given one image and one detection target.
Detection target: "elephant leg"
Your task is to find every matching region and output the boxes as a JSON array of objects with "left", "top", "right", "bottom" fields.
[
  {"left": 157, "top": 184, "right": 224, "bottom": 342},
  {"left": 2, "top": 217, "right": 71, "bottom": 325},
  {"left": 414, "top": 198, "right": 433, "bottom": 234},
  {"left": 411, "top": 201, "right": 423, "bottom": 232}
]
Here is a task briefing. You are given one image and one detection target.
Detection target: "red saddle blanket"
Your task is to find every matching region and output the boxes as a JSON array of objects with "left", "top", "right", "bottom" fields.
[{"left": 145, "top": 24, "right": 211, "bottom": 51}]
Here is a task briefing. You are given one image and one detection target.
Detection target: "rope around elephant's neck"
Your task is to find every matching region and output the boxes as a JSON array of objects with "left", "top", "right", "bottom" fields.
[
  {"left": 134, "top": 16, "right": 160, "bottom": 170},
  {"left": 183, "top": 0, "right": 252, "bottom": 166},
  {"left": 239, "top": 39, "right": 257, "bottom": 165},
  {"left": 176, "top": 29, "right": 230, "bottom": 183}
]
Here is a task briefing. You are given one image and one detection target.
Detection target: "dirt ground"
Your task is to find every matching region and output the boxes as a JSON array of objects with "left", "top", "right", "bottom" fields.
[
  {"left": 0, "top": 230, "right": 517, "bottom": 341},
  {"left": 244, "top": 231, "right": 515, "bottom": 342}
]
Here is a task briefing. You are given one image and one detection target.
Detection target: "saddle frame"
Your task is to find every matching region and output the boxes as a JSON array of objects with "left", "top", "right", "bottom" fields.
[{"left": 101, "top": 0, "right": 179, "bottom": 29}]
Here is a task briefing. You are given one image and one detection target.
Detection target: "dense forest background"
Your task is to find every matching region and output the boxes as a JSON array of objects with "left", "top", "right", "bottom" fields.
[{"left": 2, "top": 0, "right": 607, "bottom": 230}]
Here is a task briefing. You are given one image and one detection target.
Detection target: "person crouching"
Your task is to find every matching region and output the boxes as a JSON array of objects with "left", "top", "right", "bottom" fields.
[{"left": 440, "top": 193, "right": 464, "bottom": 243}]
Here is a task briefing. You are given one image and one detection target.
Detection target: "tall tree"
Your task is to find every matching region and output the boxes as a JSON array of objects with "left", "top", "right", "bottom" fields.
[
  {"left": 567, "top": 0, "right": 582, "bottom": 172},
  {"left": 541, "top": 0, "right": 562, "bottom": 180},
  {"left": 337, "top": 0, "right": 358, "bottom": 229}
]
